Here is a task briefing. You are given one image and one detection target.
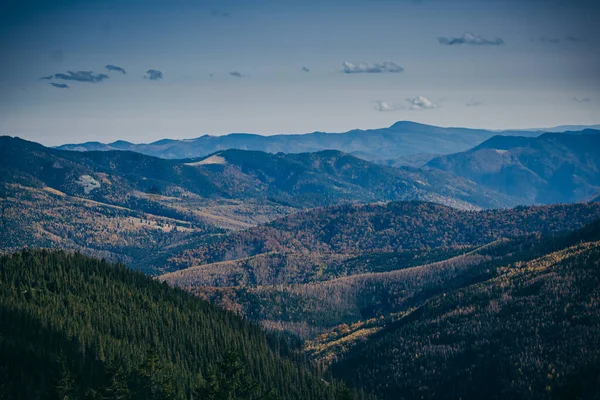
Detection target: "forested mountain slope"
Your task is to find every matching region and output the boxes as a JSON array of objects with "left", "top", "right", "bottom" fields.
[
  {"left": 159, "top": 201, "right": 600, "bottom": 274},
  {"left": 427, "top": 130, "right": 600, "bottom": 204},
  {"left": 165, "top": 218, "right": 600, "bottom": 334},
  {"left": 0, "top": 135, "right": 514, "bottom": 211},
  {"left": 329, "top": 222, "right": 600, "bottom": 399},
  {"left": 0, "top": 136, "right": 525, "bottom": 274},
  {"left": 0, "top": 250, "right": 353, "bottom": 400},
  {"left": 185, "top": 148, "right": 512, "bottom": 209}
]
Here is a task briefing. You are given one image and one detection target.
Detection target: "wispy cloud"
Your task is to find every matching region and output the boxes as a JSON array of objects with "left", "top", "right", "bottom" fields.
[
  {"left": 573, "top": 96, "right": 591, "bottom": 103},
  {"left": 342, "top": 61, "right": 404, "bottom": 74},
  {"left": 374, "top": 96, "right": 440, "bottom": 112},
  {"left": 406, "top": 96, "right": 439, "bottom": 110},
  {"left": 373, "top": 101, "right": 404, "bottom": 112},
  {"left": 40, "top": 75, "right": 53, "bottom": 80},
  {"left": 229, "top": 71, "right": 244, "bottom": 78},
  {"left": 302, "top": 66, "right": 310, "bottom": 72},
  {"left": 565, "top": 36, "right": 585, "bottom": 43},
  {"left": 50, "top": 83, "right": 69, "bottom": 89},
  {"left": 106, "top": 64, "right": 126, "bottom": 74},
  {"left": 438, "top": 32, "right": 504, "bottom": 46},
  {"left": 144, "top": 69, "right": 163, "bottom": 80},
  {"left": 54, "top": 71, "right": 109, "bottom": 83},
  {"left": 466, "top": 101, "right": 483, "bottom": 107}
]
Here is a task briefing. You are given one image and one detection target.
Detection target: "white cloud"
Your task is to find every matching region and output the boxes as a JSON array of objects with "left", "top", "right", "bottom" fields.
[
  {"left": 405, "top": 96, "right": 439, "bottom": 110},
  {"left": 374, "top": 96, "right": 440, "bottom": 112}
]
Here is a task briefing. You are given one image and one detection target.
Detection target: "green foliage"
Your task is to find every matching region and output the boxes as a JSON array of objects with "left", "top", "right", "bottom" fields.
[
  {"left": 194, "top": 350, "right": 278, "bottom": 400},
  {"left": 0, "top": 250, "right": 336, "bottom": 399}
]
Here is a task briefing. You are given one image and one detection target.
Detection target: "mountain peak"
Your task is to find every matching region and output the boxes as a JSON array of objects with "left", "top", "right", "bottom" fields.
[{"left": 389, "top": 121, "right": 431, "bottom": 129}]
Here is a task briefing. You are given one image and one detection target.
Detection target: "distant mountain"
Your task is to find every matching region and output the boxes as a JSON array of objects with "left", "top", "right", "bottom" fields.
[
  {"left": 426, "top": 130, "right": 600, "bottom": 204},
  {"left": 55, "top": 121, "right": 540, "bottom": 161},
  {"left": 516, "top": 124, "right": 600, "bottom": 133},
  {"left": 0, "top": 136, "right": 516, "bottom": 210},
  {"left": 187, "top": 149, "right": 515, "bottom": 209}
]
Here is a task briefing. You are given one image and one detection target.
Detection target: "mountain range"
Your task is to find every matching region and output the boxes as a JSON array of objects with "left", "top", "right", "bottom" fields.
[
  {"left": 2, "top": 121, "right": 600, "bottom": 399},
  {"left": 55, "top": 121, "right": 541, "bottom": 161}
]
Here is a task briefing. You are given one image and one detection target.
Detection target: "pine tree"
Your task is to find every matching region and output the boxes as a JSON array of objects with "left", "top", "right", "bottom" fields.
[{"left": 55, "top": 355, "right": 77, "bottom": 400}]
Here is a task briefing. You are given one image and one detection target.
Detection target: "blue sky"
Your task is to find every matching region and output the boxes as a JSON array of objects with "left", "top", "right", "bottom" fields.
[{"left": 1, "top": 0, "right": 599, "bottom": 145}]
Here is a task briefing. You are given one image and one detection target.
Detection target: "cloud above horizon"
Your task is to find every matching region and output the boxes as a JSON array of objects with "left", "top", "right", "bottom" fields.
[
  {"left": 302, "top": 66, "right": 310, "bottom": 72},
  {"left": 229, "top": 71, "right": 244, "bottom": 78},
  {"left": 52, "top": 71, "right": 109, "bottom": 83},
  {"left": 106, "top": 65, "right": 126, "bottom": 74},
  {"left": 50, "top": 83, "right": 69, "bottom": 89},
  {"left": 374, "top": 96, "right": 440, "bottom": 111},
  {"left": 373, "top": 101, "right": 403, "bottom": 112},
  {"left": 144, "top": 69, "right": 163, "bottom": 80},
  {"left": 406, "top": 96, "right": 439, "bottom": 110},
  {"left": 342, "top": 61, "right": 404, "bottom": 74},
  {"left": 438, "top": 32, "right": 504, "bottom": 46}
]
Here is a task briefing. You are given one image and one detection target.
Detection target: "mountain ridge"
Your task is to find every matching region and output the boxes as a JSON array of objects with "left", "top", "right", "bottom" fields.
[
  {"left": 426, "top": 130, "right": 600, "bottom": 204},
  {"left": 54, "top": 121, "right": 541, "bottom": 161}
]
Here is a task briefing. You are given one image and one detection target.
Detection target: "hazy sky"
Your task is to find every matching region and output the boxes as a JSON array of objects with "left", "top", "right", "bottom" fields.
[{"left": 1, "top": 0, "right": 599, "bottom": 145}]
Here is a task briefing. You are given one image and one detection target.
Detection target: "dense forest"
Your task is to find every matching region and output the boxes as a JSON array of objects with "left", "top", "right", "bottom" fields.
[
  {"left": 0, "top": 250, "right": 359, "bottom": 399},
  {"left": 328, "top": 221, "right": 600, "bottom": 399},
  {"left": 161, "top": 201, "right": 600, "bottom": 274}
]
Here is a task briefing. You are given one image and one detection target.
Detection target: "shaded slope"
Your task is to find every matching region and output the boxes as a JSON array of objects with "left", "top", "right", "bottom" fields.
[
  {"left": 330, "top": 229, "right": 600, "bottom": 399},
  {"left": 427, "top": 131, "right": 600, "bottom": 204},
  {"left": 0, "top": 250, "right": 341, "bottom": 400}
]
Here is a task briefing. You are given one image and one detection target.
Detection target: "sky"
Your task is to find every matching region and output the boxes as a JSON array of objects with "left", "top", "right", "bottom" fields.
[{"left": 0, "top": 0, "right": 599, "bottom": 146}]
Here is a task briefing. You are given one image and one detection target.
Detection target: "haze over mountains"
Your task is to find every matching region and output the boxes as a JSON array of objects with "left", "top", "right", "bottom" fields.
[
  {"left": 56, "top": 121, "right": 542, "bottom": 161},
  {"left": 427, "top": 130, "right": 600, "bottom": 204}
]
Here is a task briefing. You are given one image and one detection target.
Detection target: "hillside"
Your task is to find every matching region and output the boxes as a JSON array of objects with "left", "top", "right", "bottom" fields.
[
  {"left": 56, "top": 121, "right": 539, "bottom": 161},
  {"left": 159, "top": 201, "right": 600, "bottom": 275},
  {"left": 426, "top": 130, "right": 600, "bottom": 204},
  {"left": 0, "top": 250, "right": 352, "bottom": 400},
  {"left": 1, "top": 137, "right": 527, "bottom": 275},
  {"left": 0, "top": 136, "right": 515, "bottom": 211},
  {"left": 158, "top": 207, "right": 600, "bottom": 399},
  {"left": 329, "top": 222, "right": 600, "bottom": 399},
  {"left": 186, "top": 149, "right": 514, "bottom": 209}
]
